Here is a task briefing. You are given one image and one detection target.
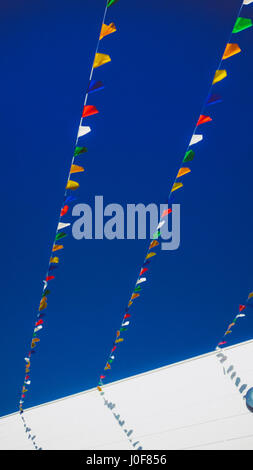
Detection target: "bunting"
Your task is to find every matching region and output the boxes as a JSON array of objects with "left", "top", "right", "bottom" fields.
[
  {"left": 18, "top": 0, "right": 253, "bottom": 452},
  {"left": 18, "top": 0, "right": 119, "bottom": 426},
  {"left": 96, "top": 0, "right": 253, "bottom": 398}
]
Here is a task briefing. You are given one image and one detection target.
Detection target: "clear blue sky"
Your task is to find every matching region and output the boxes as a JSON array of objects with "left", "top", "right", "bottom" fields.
[{"left": 1, "top": 0, "right": 253, "bottom": 417}]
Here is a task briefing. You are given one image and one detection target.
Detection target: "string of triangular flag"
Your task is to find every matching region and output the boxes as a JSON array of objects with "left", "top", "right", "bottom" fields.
[
  {"left": 97, "top": 0, "right": 253, "bottom": 391},
  {"left": 216, "top": 290, "right": 253, "bottom": 349},
  {"left": 18, "top": 0, "right": 118, "bottom": 418}
]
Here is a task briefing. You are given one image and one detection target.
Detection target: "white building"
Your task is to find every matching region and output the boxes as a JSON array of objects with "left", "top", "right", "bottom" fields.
[{"left": 1, "top": 339, "right": 253, "bottom": 450}]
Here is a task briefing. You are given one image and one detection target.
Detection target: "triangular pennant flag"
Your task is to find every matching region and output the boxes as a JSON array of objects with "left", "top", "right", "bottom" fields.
[
  {"left": 60, "top": 205, "right": 69, "bottom": 217},
  {"left": 222, "top": 43, "right": 241, "bottom": 60},
  {"left": 52, "top": 244, "right": 64, "bottom": 252},
  {"left": 177, "top": 167, "right": 191, "bottom": 178},
  {"left": 248, "top": 292, "right": 253, "bottom": 299},
  {"left": 136, "top": 277, "right": 146, "bottom": 285},
  {"left": 107, "top": 0, "right": 119, "bottom": 6},
  {"left": 183, "top": 150, "right": 195, "bottom": 162},
  {"left": 50, "top": 257, "right": 59, "bottom": 264},
  {"left": 93, "top": 53, "right": 111, "bottom": 69},
  {"left": 239, "top": 305, "right": 246, "bottom": 312},
  {"left": 218, "top": 341, "right": 227, "bottom": 346},
  {"left": 212, "top": 70, "right": 227, "bottom": 85},
  {"left": 196, "top": 115, "right": 212, "bottom": 126},
  {"left": 100, "top": 22, "right": 117, "bottom": 40},
  {"left": 70, "top": 164, "right": 84, "bottom": 174},
  {"left": 243, "top": 0, "right": 253, "bottom": 4},
  {"left": 149, "top": 240, "right": 159, "bottom": 249},
  {"left": 171, "top": 182, "right": 183, "bottom": 193},
  {"left": 74, "top": 146, "right": 88, "bottom": 156},
  {"left": 82, "top": 105, "right": 99, "bottom": 118},
  {"left": 145, "top": 252, "right": 157, "bottom": 260},
  {"left": 140, "top": 268, "right": 148, "bottom": 276},
  {"left": 236, "top": 314, "right": 246, "bottom": 318},
  {"left": 64, "top": 195, "right": 76, "bottom": 204},
  {"left": 55, "top": 232, "right": 67, "bottom": 241},
  {"left": 232, "top": 17, "right": 252, "bottom": 34},
  {"left": 131, "top": 293, "right": 140, "bottom": 301},
  {"left": 161, "top": 208, "right": 172, "bottom": 218},
  {"left": 115, "top": 338, "right": 124, "bottom": 343},
  {"left": 157, "top": 220, "right": 165, "bottom": 230},
  {"left": 87, "top": 80, "right": 104, "bottom": 94},
  {"left": 66, "top": 180, "right": 79, "bottom": 190},
  {"left": 49, "top": 265, "right": 58, "bottom": 272},
  {"left": 78, "top": 126, "right": 91, "bottom": 138},
  {"left": 189, "top": 134, "right": 203, "bottom": 146},
  {"left": 206, "top": 94, "right": 222, "bottom": 106},
  {"left": 57, "top": 222, "right": 70, "bottom": 230}
]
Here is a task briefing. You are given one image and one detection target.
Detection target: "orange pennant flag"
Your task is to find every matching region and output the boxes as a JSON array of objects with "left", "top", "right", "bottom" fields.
[
  {"left": 70, "top": 164, "right": 84, "bottom": 174},
  {"left": 222, "top": 43, "right": 241, "bottom": 60},
  {"left": 149, "top": 240, "right": 159, "bottom": 249},
  {"left": 100, "top": 22, "right": 117, "bottom": 40},
  {"left": 177, "top": 167, "right": 191, "bottom": 178}
]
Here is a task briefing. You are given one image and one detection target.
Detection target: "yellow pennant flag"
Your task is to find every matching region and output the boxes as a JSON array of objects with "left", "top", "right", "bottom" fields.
[
  {"left": 146, "top": 252, "right": 157, "bottom": 260},
  {"left": 248, "top": 292, "right": 253, "bottom": 299},
  {"left": 100, "top": 22, "right": 117, "bottom": 40},
  {"left": 128, "top": 300, "right": 133, "bottom": 307},
  {"left": 66, "top": 180, "right": 79, "bottom": 190},
  {"left": 115, "top": 338, "right": 124, "bottom": 343},
  {"left": 225, "top": 330, "right": 232, "bottom": 335},
  {"left": 50, "top": 257, "right": 59, "bottom": 264},
  {"left": 70, "top": 164, "right": 84, "bottom": 174},
  {"left": 97, "top": 386, "right": 102, "bottom": 392},
  {"left": 171, "top": 182, "right": 183, "bottom": 193},
  {"left": 93, "top": 53, "right": 111, "bottom": 69},
  {"left": 177, "top": 167, "right": 191, "bottom": 178},
  {"left": 222, "top": 43, "right": 241, "bottom": 60},
  {"left": 212, "top": 70, "right": 227, "bottom": 85}
]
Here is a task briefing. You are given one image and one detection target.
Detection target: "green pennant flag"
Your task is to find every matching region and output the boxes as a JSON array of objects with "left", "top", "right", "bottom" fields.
[
  {"left": 232, "top": 17, "right": 252, "bottom": 34},
  {"left": 107, "top": 0, "right": 119, "bottom": 6},
  {"left": 183, "top": 150, "right": 195, "bottom": 163},
  {"left": 74, "top": 146, "right": 88, "bottom": 157},
  {"left": 42, "top": 289, "right": 50, "bottom": 297},
  {"left": 120, "top": 328, "right": 128, "bottom": 332},
  {"left": 55, "top": 232, "right": 67, "bottom": 241},
  {"left": 152, "top": 230, "right": 161, "bottom": 239},
  {"left": 134, "top": 286, "right": 142, "bottom": 293}
]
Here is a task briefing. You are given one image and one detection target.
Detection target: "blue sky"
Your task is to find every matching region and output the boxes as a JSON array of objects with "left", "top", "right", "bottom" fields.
[{"left": 1, "top": 0, "right": 253, "bottom": 417}]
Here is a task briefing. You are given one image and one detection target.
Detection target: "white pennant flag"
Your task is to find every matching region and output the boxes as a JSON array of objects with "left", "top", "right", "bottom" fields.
[
  {"left": 34, "top": 326, "right": 43, "bottom": 332},
  {"left": 78, "top": 126, "right": 91, "bottom": 138},
  {"left": 236, "top": 314, "right": 246, "bottom": 318},
  {"left": 243, "top": 0, "right": 253, "bottom": 4},
  {"left": 57, "top": 222, "right": 71, "bottom": 231},
  {"left": 136, "top": 277, "right": 147, "bottom": 285},
  {"left": 122, "top": 321, "right": 130, "bottom": 326},
  {"left": 189, "top": 134, "right": 203, "bottom": 146},
  {"left": 157, "top": 220, "right": 165, "bottom": 230}
]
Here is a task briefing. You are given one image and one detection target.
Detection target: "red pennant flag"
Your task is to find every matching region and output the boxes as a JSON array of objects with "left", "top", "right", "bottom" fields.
[
  {"left": 218, "top": 341, "right": 227, "bottom": 346},
  {"left": 35, "top": 319, "right": 44, "bottom": 326},
  {"left": 60, "top": 205, "right": 69, "bottom": 217},
  {"left": 239, "top": 305, "right": 246, "bottom": 312},
  {"left": 139, "top": 267, "right": 148, "bottom": 276},
  {"left": 112, "top": 346, "right": 117, "bottom": 352},
  {"left": 124, "top": 314, "right": 131, "bottom": 319},
  {"left": 82, "top": 105, "right": 99, "bottom": 118},
  {"left": 45, "top": 275, "right": 55, "bottom": 282},
  {"left": 100, "top": 375, "right": 105, "bottom": 379},
  {"left": 161, "top": 208, "right": 172, "bottom": 218},
  {"left": 196, "top": 115, "right": 212, "bottom": 126}
]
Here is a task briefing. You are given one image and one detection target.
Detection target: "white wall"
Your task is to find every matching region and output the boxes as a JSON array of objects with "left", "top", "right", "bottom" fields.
[{"left": 1, "top": 339, "right": 253, "bottom": 450}]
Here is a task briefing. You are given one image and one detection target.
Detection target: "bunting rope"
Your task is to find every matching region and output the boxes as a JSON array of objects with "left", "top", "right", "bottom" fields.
[
  {"left": 18, "top": 0, "right": 253, "bottom": 449},
  {"left": 97, "top": 0, "right": 253, "bottom": 390},
  {"left": 18, "top": 0, "right": 119, "bottom": 447}
]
